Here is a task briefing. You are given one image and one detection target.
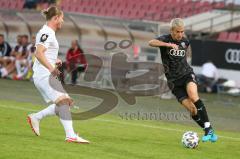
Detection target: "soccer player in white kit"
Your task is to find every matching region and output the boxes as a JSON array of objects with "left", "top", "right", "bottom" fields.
[{"left": 27, "top": 6, "right": 89, "bottom": 144}]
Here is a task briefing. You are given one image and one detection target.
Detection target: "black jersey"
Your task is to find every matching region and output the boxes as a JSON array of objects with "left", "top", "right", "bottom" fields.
[
  {"left": 0, "top": 42, "right": 12, "bottom": 57},
  {"left": 156, "top": 34, "right": 193, "bottom": 82}
]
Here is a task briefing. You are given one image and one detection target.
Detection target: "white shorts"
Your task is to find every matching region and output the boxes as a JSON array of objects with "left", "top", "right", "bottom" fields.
[{"left": 33, "top": 75, "right": 69, "bottom": 103}]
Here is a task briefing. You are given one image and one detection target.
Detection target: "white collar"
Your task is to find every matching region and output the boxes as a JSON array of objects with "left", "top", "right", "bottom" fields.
[{"left": 43, "top": 24, "right": 55, "bottom": 34}]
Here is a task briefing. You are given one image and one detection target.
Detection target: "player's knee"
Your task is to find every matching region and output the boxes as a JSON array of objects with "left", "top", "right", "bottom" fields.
[
  {"left": 56, "top": 97, "right": 73, "bottom": 106},
  {"left": 181, "top": 99, "right": 197, "bottom": 115},
  {"left": 188, "top": 92, "right": 199, "bottom": 103},
  {"left": 55, "top": 103, "right": 72, "bottom": 120},
  {"left": 189, "top": 96, "right": 199, "bottom": 103}
]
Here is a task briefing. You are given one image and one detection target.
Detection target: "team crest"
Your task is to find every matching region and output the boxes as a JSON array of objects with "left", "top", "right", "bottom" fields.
[
  {"left": 181, "top": 42, "right": 186, "bottom": 48},
  {"left": 40, "top": 34, "right": 48, "bottom": 42},
  {"left": 191, "top": 74, "right": 197, "bottom": 83}
]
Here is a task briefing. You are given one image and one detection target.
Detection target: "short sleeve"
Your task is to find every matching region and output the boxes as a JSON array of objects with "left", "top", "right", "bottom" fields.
[
  {"left": 155, "top": 34, "right": 170, "bottom": 43},
  {"left": 35, "top": 32, "right": 52, "bottom": 49}
]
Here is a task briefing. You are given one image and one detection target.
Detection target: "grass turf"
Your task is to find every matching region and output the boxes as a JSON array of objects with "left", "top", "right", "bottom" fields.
[{"left": 0, "top": 79, "right": 239, "bottom": 159}]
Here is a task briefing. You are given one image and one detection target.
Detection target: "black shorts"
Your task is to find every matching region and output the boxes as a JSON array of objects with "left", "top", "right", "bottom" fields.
[{"left": 168, "top": 73, "right": 197, "bottom": 103}]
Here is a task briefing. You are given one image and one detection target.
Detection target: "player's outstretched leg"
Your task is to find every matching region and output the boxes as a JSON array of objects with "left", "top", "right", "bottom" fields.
[
  {"left": 187, "top": 82, "right": 218, "bottom": 142},
  {"left": 181, "top": 99, "right": 205, "bottom": 128},
  {"left": 27, "top": 113, "right": 40, "bottom": 136},
  {"left": 55, "top": 98, "right": 90, "bottom": 144},
  {"left": 194, "top": 99, "right": 218, "bottom": 142},
  {"left": 27, "top": 104, "right": 57, "bottom": 136}
]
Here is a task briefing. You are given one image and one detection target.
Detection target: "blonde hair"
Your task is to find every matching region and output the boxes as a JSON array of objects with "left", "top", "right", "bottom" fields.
[
  {"left": 170, "top": 18, "right": 185, "bottom": 30},
  {"left": 41, "top": 6, "right": 63, "bottom": 21}
]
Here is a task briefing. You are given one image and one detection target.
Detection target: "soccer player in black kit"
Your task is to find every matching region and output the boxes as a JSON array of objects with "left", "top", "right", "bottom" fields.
[{"left": 149, "top": 18, "right": 218, "bottom": 142}]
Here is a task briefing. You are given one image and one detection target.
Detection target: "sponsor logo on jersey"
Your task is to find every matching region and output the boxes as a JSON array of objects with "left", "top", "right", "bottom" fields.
[
  {"left": 181, "top": 42, "right": 186, "bottom": 49},
  {"left": 169, "top": 49, "right": 186, "bottom": 57}
]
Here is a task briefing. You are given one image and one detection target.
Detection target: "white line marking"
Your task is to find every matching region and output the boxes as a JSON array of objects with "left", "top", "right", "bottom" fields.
[
  {"left": 93, "top": 118, "right": 240, "bottom": 141},
  {"left": 0, "top": 104, "right": 38, "bottom": 112},
  {"left": 0, "top": 104, "right": 239, "bottom": 141}
]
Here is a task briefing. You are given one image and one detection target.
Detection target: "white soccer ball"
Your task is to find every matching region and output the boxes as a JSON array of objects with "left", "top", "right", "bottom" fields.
[{"left": 182, "top": 131, "right": 199, "bottom": 149}]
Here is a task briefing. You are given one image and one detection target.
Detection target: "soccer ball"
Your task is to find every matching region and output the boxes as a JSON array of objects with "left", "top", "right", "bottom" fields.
[{"left": 182, "top": 131, "right": 199, "bottom": 149}]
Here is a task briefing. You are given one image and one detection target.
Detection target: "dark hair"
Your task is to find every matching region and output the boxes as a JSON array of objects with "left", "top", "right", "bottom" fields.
[
  {"left": 22, "top": 34, "right": 28, "bottom": 39},
  {"left": 73, "top": 39, "right": 80, "bottom": 48},
  {"left": 0, "top": 34, "right": 4, "bottom": 38},
  {"left": 41, "top": 6, "right": 63, "bottom": 21}
]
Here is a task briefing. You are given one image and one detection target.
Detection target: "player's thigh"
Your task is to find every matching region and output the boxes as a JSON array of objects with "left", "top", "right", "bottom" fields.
[
  {"left": 34, "top": 76, "right": 70, "bottom": 104},
  {"left": 186, "top": 82, "right": 199, "bottom": 102},
  {"left": 171, "top": 85, "right": 188, "bottom": 103},
  {"left": 33, "top": 77, "right": 52, "bottom": 103}
]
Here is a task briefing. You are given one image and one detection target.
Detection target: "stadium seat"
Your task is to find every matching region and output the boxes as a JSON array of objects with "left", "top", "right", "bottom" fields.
[
  {"left": 213, "top": 2, "right": 225, "bottom": 9},
  {"left": 16, "top": 0, "right": 24, "bottom": 10},
  {"left": 217, "top": 32, "right": 229, "bottom": 41},
  {"left": 217, "top": 31, "right": 240, "bottom": 43},
  {"left": 0, "top": 0, "right": 227, "bottom": 21},
  {"left": 153, "top": 13, "right": 162, "bottom": 21},
  {"left": 236, "top": 32, "right": 240, "bottom": 42},
  {"left": 227, "top": 32, "right": 238, "bottom": 42},
  {"left": 162, "top": 12, "right": 172, "bottom": 21}
]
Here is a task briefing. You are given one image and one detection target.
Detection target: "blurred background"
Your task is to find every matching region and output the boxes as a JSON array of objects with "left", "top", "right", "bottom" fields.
[{"left": 0, "top": 0, "right": 240, "bottom": 96}]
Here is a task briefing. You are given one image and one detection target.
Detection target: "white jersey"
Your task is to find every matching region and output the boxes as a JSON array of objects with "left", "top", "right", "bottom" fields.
[
  {"left": 201, "top": 62, "right": 218, "bottom": 79},
  {"left": 33, "top": 24, "right": 59, "bottom": 78}
]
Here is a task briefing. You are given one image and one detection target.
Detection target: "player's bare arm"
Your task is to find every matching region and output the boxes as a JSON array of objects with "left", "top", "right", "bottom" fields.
[
  {"left": 35, "top": 44, "right": 60, "bottom": 76},
  {"left": 148, "top": 39, "right": 178, "bottom": 50}
]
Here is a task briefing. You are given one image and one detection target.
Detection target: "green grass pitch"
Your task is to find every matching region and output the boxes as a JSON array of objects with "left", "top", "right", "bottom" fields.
[{"left": 0, "top": 79, "right": 239, "bottom": 159}]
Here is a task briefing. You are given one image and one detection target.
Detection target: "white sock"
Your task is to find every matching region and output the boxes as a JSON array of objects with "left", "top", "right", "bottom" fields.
[
  {"left": 56, "top": 105, "right": 76, "bottom": 138},
  {"left": 17, "top": 73, "right": 23, "bottom": 78},
  {"left": 22, "top": 67, "right": 28, "bottom": 76},
  {"left": 59, "top": 119, "right": 76, "bottom": 138},
  {"left": 0, "top": 68, "right": 8, "bottom": 77},
  {"left": 17, "top": 67, "right": 28, "bottom": 78},
  {"left": 34, "top": 104, "right": 56, "bottom": 120},
  {"left": 15, "top": 60, "right": 21, "bottom": 75},
  {"left": 204, "top": 122, "right": 211, "bottom": 128}
]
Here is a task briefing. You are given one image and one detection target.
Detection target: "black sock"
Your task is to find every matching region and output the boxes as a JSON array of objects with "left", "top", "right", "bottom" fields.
[
  {"left": 194, "top": 99, "right": 213, "bottom": 134},
  {"left": 192, "top": 113, "right": 204, "bottom": 128},
  {"left": 194, "top": 99, "right": 210, "bottom": 123}
]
